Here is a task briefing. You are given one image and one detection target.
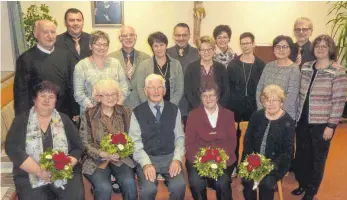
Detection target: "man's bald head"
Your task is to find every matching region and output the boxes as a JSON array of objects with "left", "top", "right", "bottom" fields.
[
  {"left": 119, "top": 25, "right": 137, "bottom": 51},
  {"left": 34, "top": 19, "right": 57, "bottom": 51}
]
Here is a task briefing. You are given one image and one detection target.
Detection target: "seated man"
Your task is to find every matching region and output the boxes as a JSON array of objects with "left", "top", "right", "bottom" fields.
[{"left": 129, "top": 74, "right": 186, "bottom": 200}]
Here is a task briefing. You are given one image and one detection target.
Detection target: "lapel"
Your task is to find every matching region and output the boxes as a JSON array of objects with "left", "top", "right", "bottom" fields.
[
  {"left": 133, "top": 50, "right": 142, "bottom": 70},
  {"left": 115, "top": 50, "right": 127, "bottom": 72},
  {"left": 168, "top": 46, "right": 180, "bottom": 60},
  {"left": 63, "top": 32, "right": 80, "bottom": 60}
]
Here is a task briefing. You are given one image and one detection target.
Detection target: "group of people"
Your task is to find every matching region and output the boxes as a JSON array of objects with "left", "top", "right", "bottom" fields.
[{"left": 5, "top": 7, "right": 347, "bottom": 200}]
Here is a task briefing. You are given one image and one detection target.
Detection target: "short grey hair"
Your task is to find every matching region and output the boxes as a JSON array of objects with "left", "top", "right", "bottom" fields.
[
  {"left": 92, "top": 79, "right": 122, "bottom": 100},
  {"left": 144, "top": 74, "right": 165, "bottom": 88}
]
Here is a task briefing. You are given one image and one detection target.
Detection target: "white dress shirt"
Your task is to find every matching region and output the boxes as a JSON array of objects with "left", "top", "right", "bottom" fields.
[{"left": 204, "top": 105, "right": 219, "bottom": 128}]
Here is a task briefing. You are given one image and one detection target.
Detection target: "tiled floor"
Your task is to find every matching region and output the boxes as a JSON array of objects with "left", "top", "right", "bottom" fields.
[{"left": 2, "top": 123, "right": 347, "bottom": 200}]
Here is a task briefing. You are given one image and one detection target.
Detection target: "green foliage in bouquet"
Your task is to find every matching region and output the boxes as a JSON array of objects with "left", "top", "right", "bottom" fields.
[
  {"left": 39, "top": 148, "right": 73, "bottom": 182},
  {"left": 238, "top": 153, "right": 274, "bottom": 182},
  {"left": 193, "top": 147, "right": 229, "bottom": 180},
  {"left": 100, "top": 133, "right": 134, "bottom": 158}
]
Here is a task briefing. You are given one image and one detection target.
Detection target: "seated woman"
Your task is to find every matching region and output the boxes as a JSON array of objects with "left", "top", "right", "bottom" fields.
[
  {"left": 242, "top": 84, "right": 295, "bottom": 200},
  {"left": 185, "top": 82, "right": 237, "bottom": 200},
  {"left": 5, "top": 81, "right": 84, "bottom": 200},
  {"left": 80, "top": 79, "right": 137, "bottom": 200}
]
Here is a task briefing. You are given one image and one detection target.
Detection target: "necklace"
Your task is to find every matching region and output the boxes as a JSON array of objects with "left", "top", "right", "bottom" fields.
[
  {"left": 242, "top": 62, "right": 253, "bottom": 96},
  {"left": 156, "top": 61, "right": 169, "bottom": 80}
]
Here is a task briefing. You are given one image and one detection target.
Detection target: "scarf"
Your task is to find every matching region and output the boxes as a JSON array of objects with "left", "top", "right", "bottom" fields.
[
  {"left": 25, "top": 107, "right": 68, "bottom": 188},
  {"left": 214, "top": 46, "right": 235, "bottom": 67}
]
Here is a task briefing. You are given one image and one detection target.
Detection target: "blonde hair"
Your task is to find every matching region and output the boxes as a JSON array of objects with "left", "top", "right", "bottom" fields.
[
  {"left": 294, "top": 17, "right": 313, "bottom": 30},
  {"left": 196, "top": 35, "right": 216, "bottom": 50},
  {"left": 90, "top": 30, "right": 110, "bottom": 46},
  {"left": 144, "top": 74, "right": 166, "bottom": 88},
  {"left": 260, "top": 84, "right": 286, "bottom": 104},
  {"left": 92, "top": 79, "right": 123, "bottom": 102}
]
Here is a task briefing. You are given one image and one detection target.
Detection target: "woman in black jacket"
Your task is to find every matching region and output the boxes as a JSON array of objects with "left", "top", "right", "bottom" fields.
[
  {"left": 242, "top": 84, "right": 295, "bottom": 200},
  {"left": 184, "top": 35, "right": 229, "bottom": 113}
]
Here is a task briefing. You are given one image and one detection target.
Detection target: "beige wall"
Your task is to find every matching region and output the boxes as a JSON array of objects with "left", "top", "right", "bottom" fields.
[{"left": 21, "top": 1, "right": 334, "bottom": 55}]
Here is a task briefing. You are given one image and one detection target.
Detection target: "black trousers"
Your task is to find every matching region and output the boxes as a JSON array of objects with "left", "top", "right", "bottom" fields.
[
  {"left": 294, "top": 120, "right": 333, "bottom": 196},
  {"left": 242, "top": 175, "right": 277, "bottom": 200},
  {"left": 186, "top": 160, "right": 235, "bottom": 200},
  {"left": 15, "top": 164, "right": 84, "bottom": 200}
]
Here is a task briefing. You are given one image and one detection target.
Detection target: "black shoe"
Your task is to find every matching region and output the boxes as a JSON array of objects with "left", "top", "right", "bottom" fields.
[
  {"left": 291, "top": 187, "right": 306, "bottom": 195},
  {"left": 301, "top": 194, "right": 314, "bottom": 200}
]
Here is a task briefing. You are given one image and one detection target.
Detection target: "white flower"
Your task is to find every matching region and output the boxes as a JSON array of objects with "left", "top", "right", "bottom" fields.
[
  {"left": 211, "top": 163, "right": 218, "bottom": 169},
  {"left": 45, "top": 155, "right": 52, "bottom": 159},
  {"left": 117, "top": 144, "right": 124, "bottom": 151},
  {"left": 243, "top": 161, "right": 249, "bottom": 166},
  {"left": 64, "top": 165, "right": 69, "bottom": 170}
]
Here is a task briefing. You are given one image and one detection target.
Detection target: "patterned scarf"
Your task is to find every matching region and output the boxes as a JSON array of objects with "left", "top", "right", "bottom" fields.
[
  {"left": 25, "top": 107, "right": 68, "bottom": 188},
  {"left": 213, "top": 46, "right": 236, "bottom": 67}
]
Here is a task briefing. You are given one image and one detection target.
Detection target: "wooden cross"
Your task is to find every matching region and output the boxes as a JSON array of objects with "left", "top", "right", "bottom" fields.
[{"left": 193, "top": 1, "right": 206, "bottom": 45}]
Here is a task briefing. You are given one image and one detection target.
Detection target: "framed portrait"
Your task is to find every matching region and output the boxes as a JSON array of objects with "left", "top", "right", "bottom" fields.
[{"left": 91, "top": 1, "right": 124, "bottom": 27}]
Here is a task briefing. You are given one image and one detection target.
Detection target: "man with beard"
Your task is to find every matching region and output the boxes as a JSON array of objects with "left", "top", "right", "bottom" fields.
[
  {"left": 108, "top": 25, "right": 150, "bottom": 110},
  {"left": 14, "top": 20, "right": 78, "bottom": 119},
  {"left": 167, "top": 23, "right": 200, "bottom": 126},
  {"left": 56, "top": 8, "right": 92, "bottom": 122}
]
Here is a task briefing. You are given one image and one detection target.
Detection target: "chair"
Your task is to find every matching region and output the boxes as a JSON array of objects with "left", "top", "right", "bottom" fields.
[{"left": 238, "top": 121, "right": 284, "bottom": 200}]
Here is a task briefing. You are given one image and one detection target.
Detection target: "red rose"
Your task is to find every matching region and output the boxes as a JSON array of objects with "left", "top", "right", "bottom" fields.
[
  {"left": 111, "top": 133, "right": 127, "bottom": 145},
  {"left": 247, "top": 154, "right": 261, "bottom": 168},
  {"left": 53, "top": 152, "right": 66, "bottom": 163},
  {"left": 55, "top": 162, "right": 65, "bottom": 170},
  {"left": 206, "top": 148, "right": 213, "bottom": 157},
  {"left": 201, "top": 155, "right": 208, "bottom": 163},
  {"left": 215, "top": 156, "right": 221, "bottom": 163},
  {"left": 205, "top": 153, "right": 214, "bottom": 161},
  {"left": 247, "top": 165, "right": 253, "bottom": 172},
  {"left": 213, "top": 149, "right": 220, "bottom": 156}
]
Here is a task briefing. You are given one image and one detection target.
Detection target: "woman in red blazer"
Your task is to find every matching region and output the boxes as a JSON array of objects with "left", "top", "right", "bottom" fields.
[{"left": 185, "top": 81, "right": 237, "bottom": 200}]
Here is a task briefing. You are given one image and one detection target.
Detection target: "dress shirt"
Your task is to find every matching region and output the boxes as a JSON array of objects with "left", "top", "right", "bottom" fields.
[
  {"left": 122, "top": 48, "right": 135, "bottom": 65},
  {"left": 37, "top": 44, "right": 54, "bottom": 54},
  {"left": 204, "top": 106, "right": 219, "bottom": 128}
]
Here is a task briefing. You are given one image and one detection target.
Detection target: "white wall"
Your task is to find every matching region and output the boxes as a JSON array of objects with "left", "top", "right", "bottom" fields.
[
  {"left": 20, "top": 1, "right": 335, "bottom": 56},
  {"left": 1, "top": 1, "right": 16, "bottom": 71}
]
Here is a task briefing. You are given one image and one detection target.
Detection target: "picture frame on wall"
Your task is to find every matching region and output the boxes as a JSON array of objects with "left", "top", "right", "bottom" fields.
[{"left": 91, "top": 1, "right": 124, "bottom": 27}]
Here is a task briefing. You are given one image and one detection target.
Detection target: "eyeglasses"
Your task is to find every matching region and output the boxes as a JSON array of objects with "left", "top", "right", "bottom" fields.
[
  {"left": 93, "top": 43, "right": 109, "bottom": 48},
  {"left": 241, "top": 42, "right": 253, "bottom": 46},
  {"left": 146, "top": 86, "right": 165, "bottom": 91},
  {"left": 274, "top": 45, "right": 289, "bottom": 50},
  {"left": 216, "top": 36, "right": 229, "bottom": 40},
  {"left": 294, "top": 28, "right": 311, "bottom": 33},
  {"left": 264, "top": 99, "right": 281, "bottom": 104},
  {"left": 199, "top": 48, "right": 214, "bottom": 53},
  {"left": 99, "top": 93, "right": 118, "bottom": 99},
  {"left": 120, "top": 33, "right": 137, "bottom": 39},
  {"left": 201, "top": 94, "right": 217, "bottom": 99},
  {"left": 174, "top": 34, "right": 189, "bottom": 38},
  {"left": 314, "top": 45, "right": 329, "bottom": 50}
]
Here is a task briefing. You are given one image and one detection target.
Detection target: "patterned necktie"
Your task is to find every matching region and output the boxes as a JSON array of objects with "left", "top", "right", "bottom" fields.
[
  {"left": 154, "top": 104, "right": 161, "bottom": 122},
  {"left": 126, "top": 54, "right": 134, "bottom": 79},
  {"left": 296, "top": 47, "right": 302, "bottom": 65},
  {"left": 72, "top": 37, "right": 81, "bottom": 55},
  {"left": 178, "top": 48, "right": 184, "bottom": 57}
]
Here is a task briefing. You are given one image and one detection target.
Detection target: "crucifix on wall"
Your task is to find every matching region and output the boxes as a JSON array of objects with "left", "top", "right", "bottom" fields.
[{"left": 193, "top": 1, "right": 206, "bottom": 45}]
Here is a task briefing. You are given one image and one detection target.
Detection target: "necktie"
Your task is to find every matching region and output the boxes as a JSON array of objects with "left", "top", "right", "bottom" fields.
[
  {"left": 154, "top": 104, "right": 161, "bottom": 122},
  {"left": 72, "top": 37, "right": 81, "bottom": 55},
  {"left": 296, "top": 47, "right": 302, "bottom": 65},
  {"left": 178, "top": 48, "right": 184, "bottom": 57},
  {"left": 126, "top": 54, "right": 134, "bottom": 79}
]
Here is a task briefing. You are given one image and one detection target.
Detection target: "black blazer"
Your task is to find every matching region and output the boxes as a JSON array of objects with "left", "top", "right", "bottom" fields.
[
  {"left": 242, "top": 109, "right": 295, "bottom": 180},
  {"left": 184, "top": 59, "right": 230, "bottom": 112},
  {"left": 56, "top": 31, "right": 92, "bottom": 66}
]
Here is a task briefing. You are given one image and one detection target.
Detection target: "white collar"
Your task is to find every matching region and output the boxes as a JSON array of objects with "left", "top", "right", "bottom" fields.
[
  {"left": 37, "top": 44, "right": 55, "bottom": 54},
  {"left": 204, "top": 105, "right": 219, "bottom": 116}
]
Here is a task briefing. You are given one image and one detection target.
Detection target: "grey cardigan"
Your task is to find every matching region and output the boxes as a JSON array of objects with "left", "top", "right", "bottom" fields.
[{"left": 136, "top": 55, "right": 184, "bottom": 106}]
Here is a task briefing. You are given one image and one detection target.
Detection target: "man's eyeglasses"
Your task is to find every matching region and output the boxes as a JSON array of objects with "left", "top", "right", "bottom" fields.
[
  {"left": 174, "top": 34, "right": 189, "bottom": 38},
  {"left": 146, "top": 86, "right": 165, "bottom": 91},
  {"left": 294, "top": 28, "right": 311, "bottom": 33},
  {"left": 274, "top": 45, "right": 289, "bottom": 50},
  {"left": 120, "top": 34, "right": 137, "bottom": 39},
  {"left": 241, "top": 42, "right": 253, "bottom": 46}
]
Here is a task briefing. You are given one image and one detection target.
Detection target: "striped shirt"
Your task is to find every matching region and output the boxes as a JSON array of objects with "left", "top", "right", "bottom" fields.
[
  {"left": 256, "top": 61, "right": 301, "bottom": 120},
  {"left": 297, "top": 61, "right": 347, "bottom": 125}
]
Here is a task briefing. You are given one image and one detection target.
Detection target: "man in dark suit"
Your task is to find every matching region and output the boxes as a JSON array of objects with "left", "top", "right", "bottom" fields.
[
  {"left": 14, "top": 20, "right": 79, "bottom": 119},
  {"left": 167, "top": 23, "right": 200, "bottom": 126},
  {"left": 108, "top": 25, "right": 150, "bottom": 110},
  {"left": 56, "top": 8, "right": 92, "bottom": 122}
]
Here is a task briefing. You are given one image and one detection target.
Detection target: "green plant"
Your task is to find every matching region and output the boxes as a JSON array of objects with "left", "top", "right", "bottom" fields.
[
  {"left": 327, "top": 1, "right": 347, "bottom": 66},
  {"left": 22, "top": 4, "right": 57, "bottom": 48}
]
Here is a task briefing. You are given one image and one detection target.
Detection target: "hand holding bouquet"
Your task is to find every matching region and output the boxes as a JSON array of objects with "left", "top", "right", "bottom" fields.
[
  {"left": 238, "top": 153, "right": 274, "bottom": 190},
  {"left": 194, "top": 147, "right": 229, "bottom": 180},
  {"left": 100, "top": 133, "right": 134, "bottom": 158},
  {"left": 39, "top": 148, "right": 73, "bottom": 189}
]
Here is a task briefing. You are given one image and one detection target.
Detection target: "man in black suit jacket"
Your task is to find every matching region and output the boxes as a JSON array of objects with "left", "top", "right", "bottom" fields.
[{"left": 56, "top": 8, "right": 92, "bottom": 122}]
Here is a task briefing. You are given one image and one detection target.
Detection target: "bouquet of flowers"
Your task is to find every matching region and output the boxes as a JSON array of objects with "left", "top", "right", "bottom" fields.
[
  {"left": 193, "top": 147, "right": 229, "bottom": 180},
  {"left": 238, "top": 153, "right": 274, "bottom": 190},
  {"left": 100, "top": 133, "right": 134, "bottom": 158},
  {"left": 39, "top": 148, "right": 73, "bottom": 189}
]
